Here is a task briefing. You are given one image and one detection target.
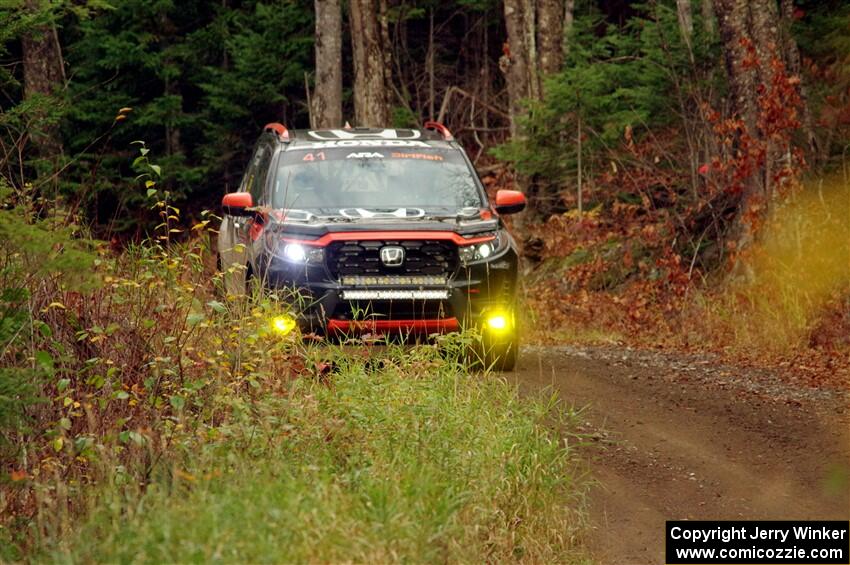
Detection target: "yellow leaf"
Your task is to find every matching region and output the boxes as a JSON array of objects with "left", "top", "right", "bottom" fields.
[
  {"left": 174, "top": 469, "right": 196, "bottom": 482},
  {"left": 53, "top": 437, "right": 64, "bottom": 452}
]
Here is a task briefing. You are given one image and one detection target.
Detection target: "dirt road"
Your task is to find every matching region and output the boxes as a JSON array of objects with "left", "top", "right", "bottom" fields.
[{"left": 513, "top": 345, "right": 850, "bottom": 565}]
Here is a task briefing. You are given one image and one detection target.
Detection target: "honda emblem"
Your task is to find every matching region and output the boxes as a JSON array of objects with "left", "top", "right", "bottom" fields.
[{"left": 380, "top": 246, "right": 405, "bottom": 267}]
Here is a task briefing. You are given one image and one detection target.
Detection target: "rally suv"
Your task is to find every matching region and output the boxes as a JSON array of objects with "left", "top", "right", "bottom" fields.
[{"left": 217, "top": 122, "right": 526, "bottom": 369}]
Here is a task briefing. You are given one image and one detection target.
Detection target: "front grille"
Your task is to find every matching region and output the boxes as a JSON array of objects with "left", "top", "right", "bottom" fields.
[{"left": 326, "top": 240, "right": 458, "bottom": 279}]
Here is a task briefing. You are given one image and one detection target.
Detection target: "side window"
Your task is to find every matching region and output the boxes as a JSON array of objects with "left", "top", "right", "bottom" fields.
[
  {"left": 239, "top": 145, "right": 262, "bottom": 195},
  {"left": 251, "top": 145, "right": 274, "bottom": 205}
]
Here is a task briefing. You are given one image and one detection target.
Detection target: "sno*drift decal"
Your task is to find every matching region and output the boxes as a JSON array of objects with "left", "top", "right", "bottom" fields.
[{"left": 391, "top": 152, "right": 444, "bottom": 161}]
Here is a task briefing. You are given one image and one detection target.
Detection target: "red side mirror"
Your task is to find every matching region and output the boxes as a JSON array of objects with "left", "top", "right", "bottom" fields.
[
  {"left": 222, "top": 192, "right": 254, "bottom": 216},
  {"left": 494, "top": 190, "right": 526, "bottom": 215}
]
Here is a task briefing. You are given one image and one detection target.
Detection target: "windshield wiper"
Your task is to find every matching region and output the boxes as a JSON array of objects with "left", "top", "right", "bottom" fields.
[{"left": 418, "top": 208, "right": 482, "bottom": 222}]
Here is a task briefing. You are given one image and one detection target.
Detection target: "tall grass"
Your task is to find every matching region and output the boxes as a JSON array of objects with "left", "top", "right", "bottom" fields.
[
  {"left": 43, "top": 344, "right": 588, "bottom": 564},
  {"left": 691, "top": 177, "right": 850, "bottom": 354}
]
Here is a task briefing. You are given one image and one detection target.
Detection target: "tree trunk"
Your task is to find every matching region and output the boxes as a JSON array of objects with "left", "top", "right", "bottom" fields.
[
  {"left": 501, "top": 0, "right": 568, "bottom": 133},
  {"left": 501, "top": 0, "right": 568, "bottom": 222},
  {"left": 523, "top": 0, "right": 541, "bottom": 101},
  {"left": 676, "top": 0, "right": 694, "bottom": 53},
  {"left": 500, "top": 0, "right": 535, "bottom": 135},
  {"left": 349, "top": 0, "right": 391, "bottom": 126},
  {"left": 428, "top": 8, "right": 435, "bottom": 120},
  {"left": 164, "top": 75, "right": 182, "bottom": 156},
  {"left": 21, "top": 0, "right": 65, "bottom": 165},
  {"left": 701, "top": 0, "right": 715, "bottom": 36},
  {"left": 713, "top": 0, "right": 798, "bottom": 258},
  {"left": 378, "top": 0, "right": 394, "bottom": 104},
  {"left": 714, "top": 0, "right": 760, "bottom": 135},
  {"left": 313, "top": 0, "right": 343, "bottom": 128},
  {"left": 537, "top": 0, "right": 564, "bottom": 76},
  {"left": 779, "top": 0, "right": 816, "bottom": 157},
  {"left": 563, "top": 0, "right": 574, "bottom": 56}
]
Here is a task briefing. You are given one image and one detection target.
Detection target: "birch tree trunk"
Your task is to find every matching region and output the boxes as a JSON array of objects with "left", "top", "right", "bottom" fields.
[
  {"left": 563, "top": 0, "right": 574, "bottom": 56},
  {"left": 349, "top": 0, "right": 391, "bottom": 126},
  {"left": 537, "top": 0, "right": 564, "bottom": 76},
  {"left": 523, "top": 0, "right": 540, "bottom": 101},
  {"left": 313, "top": 0, "right": 343, "bottom": 128}
]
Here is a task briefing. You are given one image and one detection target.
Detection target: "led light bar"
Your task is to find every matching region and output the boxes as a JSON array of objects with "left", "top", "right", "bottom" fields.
[
  {"left": 341, "top": 275, "right": 447, "bottom": 287},
  {"left": 341, "top": 290, "right": 450, "bottom": 300}
]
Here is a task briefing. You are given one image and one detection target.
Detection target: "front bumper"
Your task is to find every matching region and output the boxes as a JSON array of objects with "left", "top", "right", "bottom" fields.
[
  {"left": 326, "top": 317, "right": 460, "bottom": 336},
  {"left": 255, "top": 248, "right": 518, "bottom": 336}
]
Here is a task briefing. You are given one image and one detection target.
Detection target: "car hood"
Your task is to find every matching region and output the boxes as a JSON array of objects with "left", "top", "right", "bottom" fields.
[{"left": 265, "top": 208, "right": 499, "bottom": 239}]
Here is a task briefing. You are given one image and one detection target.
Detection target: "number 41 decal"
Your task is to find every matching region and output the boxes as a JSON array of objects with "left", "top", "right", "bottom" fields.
[{"left": 302, "top": 152, "right": 326, "bottom": 162}]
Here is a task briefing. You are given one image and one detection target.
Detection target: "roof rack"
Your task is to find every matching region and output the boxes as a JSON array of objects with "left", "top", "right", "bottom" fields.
[
  {"left": 423, "top": 121, "right": 454, "bottom": 141},
  {"left": 264, "top": 122, "right": 290, "bottom": 142}
]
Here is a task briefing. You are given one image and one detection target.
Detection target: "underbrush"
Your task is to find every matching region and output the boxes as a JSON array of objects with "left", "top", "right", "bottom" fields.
[
  {"left": 520, "top": 176, "right": 850, "bottom": 384},
  {"left": 0, "top": 190, "right": 588, "bottom": 562}
]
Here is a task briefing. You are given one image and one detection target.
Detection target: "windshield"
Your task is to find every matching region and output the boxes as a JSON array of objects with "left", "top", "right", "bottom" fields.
[{"left": 272, "top": 146, "right": 484, "bottom": 213}]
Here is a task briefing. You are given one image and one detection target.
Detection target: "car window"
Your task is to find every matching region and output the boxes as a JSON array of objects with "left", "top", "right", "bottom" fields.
[
  {"left": 251, "top": 145, "right": 274, "bottom": 204},
  {"left": 239, "top": 145, "right": 261, "bottom": 195},
  {"left": 272, "top": 146, "right": 484, "bottom": 212}
]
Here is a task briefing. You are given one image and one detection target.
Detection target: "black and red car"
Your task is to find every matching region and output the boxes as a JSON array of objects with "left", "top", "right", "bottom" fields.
[{"left": 217, "top": 123, "right": 526, "bottom": 369}]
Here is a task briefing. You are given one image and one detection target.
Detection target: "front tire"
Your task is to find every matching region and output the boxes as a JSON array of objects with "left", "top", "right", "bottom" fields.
[{"left": 483, "top": 333, "right": 518, "bottom": 371}]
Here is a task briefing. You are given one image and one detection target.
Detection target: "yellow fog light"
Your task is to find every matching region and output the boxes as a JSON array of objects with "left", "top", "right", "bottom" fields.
[
  {"left": 271, "top": 315, "right": 297, "bottom": 335},
  {"left": 486, "top": 313, "right": 509, "bottom": 332}
]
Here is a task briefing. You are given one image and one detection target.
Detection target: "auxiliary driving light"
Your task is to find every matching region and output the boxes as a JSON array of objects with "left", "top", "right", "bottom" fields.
[
  {"left": 271, "top": 315, "right": 297, "bottom": 335},
  {"left": 486, "top": 313, "right": 509, "bottom": 332}
]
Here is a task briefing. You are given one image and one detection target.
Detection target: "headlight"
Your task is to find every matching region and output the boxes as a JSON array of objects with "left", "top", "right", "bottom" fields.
[
  {"left": 277, "top": 242, "right": 324, "bottom": 264},
  {"left": 283, "top": 243, "right": 306, "bottom": 262},
  {"left": 477, "top": 242, "right": 493, "bottom": 258},
  {"left": 459, "top": 232, "right": 505, "bottom": 264},
  {"left": 263, "top": 231, "right": 325, "bottom": 263}
]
